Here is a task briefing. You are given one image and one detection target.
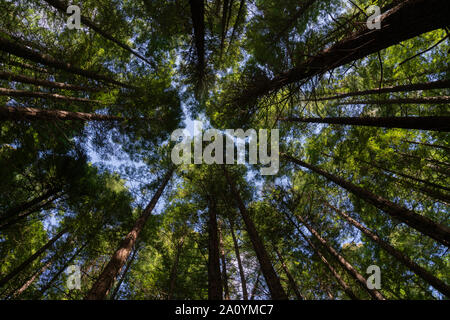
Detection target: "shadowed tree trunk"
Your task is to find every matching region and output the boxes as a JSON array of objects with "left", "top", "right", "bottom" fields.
[
  {"left": 228, "top": 217, "right": 248, "bottom": 300},
  {"left": 189, "top": 0, "right": 206, "bottom": 77},
  {"left": 279, "top": 116, "right": 450, "bottom": 132},
  {"left": 0, "top": 187, "right": 61, "bottom": 224},
  {"left": 0, "top": 88, "right": 102, "bottom": 104},
  {"left": 325, "top": 202, "right": 450, "bottom": 297},
  {"left": 8, "top": 258, "right": 53, "bottom": 299},
  {"left": 401, "top": 140, "right": 450, "bottom": 153},
  {"left": 282, "top": 153, "right": 450, "bottom": 247},
  {"left": 0, "top": 228, "right": 68, "bottom": 288},
  {"left": 218, "top": 221, "right": 230, "bottom": 300},
  {"left": 250, "top": 269, "right": 261, "bottom": 300},
  {"left": 303, "top": 96, "right": 450, "bottom": 105},
  {"left": 167, "top": 237, "right": 185, "bottom": 300},
  {"left": 223, "top": 167, "right": 288, "bottom": 300},
  {"left": 282, "top": 208, "right": 359, "bottom": 300},
  {"left": 297, "top": 215, "right": 385, "bottom": 300},
  {"left": 273, "top": 246, "right": 304, "bottom": 300},
  {"left": 110, "top": 246, "right": 139, "bottom": 300},
  {"left": 85, "top": 169, "right": 174, "bottom": 300},
  {"left": 0, "top": 71, "right": 103, "bottom": 92},
  {"left": 304, "top": 79, "right": 450, "bottom": 101},
  {"left": 0, "top": 36, "right": 135, "bottom": 89},
  {"left": 0, "top": 106, "right": 123, "bottom": 122},
  {"left": 207, "top": 196, "right": 223, "bottom": 300}
]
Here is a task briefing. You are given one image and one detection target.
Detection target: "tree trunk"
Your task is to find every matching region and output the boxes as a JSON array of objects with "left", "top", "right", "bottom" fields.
[
  {"left": 325, "top": 202, "right": 450, "bottom": 297},
  {"left": 0, "top": 71, "right": 102, "bottom": 92},
  {"left": 279, "top": 116, "right": 450, "bottom": 132},
  {"left": 218, "top": 221, "right": 230, "bottom": 300},
  {"left": 250, "top": 269, "right": 261, "bottom": 300},
  {"left": 0, "top": 35, "right": 135, "bottom": 89},
  {"left": 167, "top": 238, "right": 185, "bottom": 300},
  {"left": 9, "top": 258, "right": 53, "bottom": 299},
  {"left": 401, "top": 140, "right": 450, "bottom": 153},
  {"left": 236, "top": 0, "right": 450, "bottom": 104},
  {"left": 297, "top": 216, "right": 385, "bottom": 300},
  {"left": 282, "top": 153, "right": 450, "bottom": 247},
  {"left": 0, "top": 106, "right": 123, "bottom": 122},
  {"left": 0, "top": 187, "right": 61, "bottom": 224},
  {"left": 282, "top": 208, "right": 359, "bottom": 300},
  {"left": 0, "top": 228, "right": 68, "bottom": 288},
  {"left": 0, "top": 192, "right": 62, "bottom": 231},
  {"left": 228, "top": 218, "right": 248, "bottom": 300},
  {"left": 305, "top": 79, "right": 450, "bottom": 101},
  {"left": 189, "top": 0, "right": 206, "bottom": 76},
  {"left": 226, "top": 0, "right": 246, "bottom": 55},
  {"left": 85, "top": 169, "right": 173, "bottom": 300},
  {"left": 110, "top": 246, "right": 139, "bottom": 300},
  {"left": 223, "top": 167, "right": 288, "bottom": 299},
  {"left": 39, "top": 243, "right": 86, "bottom": 297},
  {"left": 207, "top": 196, "right": 223, "bottom": 300},
  {"left": 0, "top": 88, "right": 102, "bottom": 104},
  {"left": 273, "top": 246, "right": 304, "bottom": 300},
  {"left": 43, "top": 0, "right": 155, "bottom": 68}
]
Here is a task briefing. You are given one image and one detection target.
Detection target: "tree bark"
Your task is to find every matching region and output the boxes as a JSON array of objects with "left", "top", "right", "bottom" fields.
[
  {"left": 306, "top": 79, "right": 450, "bottom": 101},
  {"left": 207, "top": 196, "right": 223, "bottom": 300},
  {"left": 0, "top": 87, "right": 102, "bottom": 104},
  {"left": 298, "top": 216, "right": 385, "bottom": 300},
  {"left": 401, "top": 140, "right": 450, "bottom": 153},
  {"left": 273, "top": 246, "right": 304, "bottom": 300},
  {"left": 250, "top": 269, "right": 261, "bottom": 300},
  {"left": 9, "top": 258, "right": 53, "bottom": 299},
  {"left": 223, "top": 167, "right": 288, "bottom": 299},
  {"left": 110, "top": 246, "right": 139, "bottom": 300},
  {"left": 0, "top": 187, "right": 60, "bottom": 224},
  {"left": 85, "top": 169, "right": 173, "bottom": 300},
  {"left": 282, "top": 153, "right": 450, "bottom": 247},
  {"left": 279, "top": 116, "right": 450, "bottom": 132},
  {"left": 236, "top": 0, "right": 450, "bottom": 105},
  {"left": 218, "top": 221, "right": 230, "bottom": 300},
  {"left": 228, "top": 218, "right": 248, "bottom": 300},
  {"left": 325, "top": 201, "right": 450, "bottom": 297},
  {"left": 0, "top": 70, "right": 102, "bottom": 92},
  {"left": 167, "top": 238, "right": 184, "bottom": 300},
  {"left": 0, "top": 228, "right": 68, "bottom": 288},
  {"left": 0, "top": 106, "right": 123, "bottom": 122},
  {"left": 189, "top": 0, "right": 206, "bottom": 76},
  {"left": 0, "top": 35, "right": 135, "bottom": 89}
]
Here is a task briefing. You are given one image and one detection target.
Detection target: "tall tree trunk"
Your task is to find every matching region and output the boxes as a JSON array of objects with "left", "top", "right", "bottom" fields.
[
  {"left": 167, "top": 238, "right": 185, "bottom": 300},
  {"left": 189, "top": 0, "right": 206, "bottom": 76},
  {"left": 228, "top": 218, "right": 248, "bottom": 300},
  {"left": 218, "top": 221, "right": 230, "bottom": 300},
  {"left": 401, "top": 140, "right": 450, "bottom": 153},
  {"left": 273, "top": 246, "right": 304, "bottom": 300},
  {"left": 0, "top": 88, "right": 102, "bottom": 104},
  {"left": 39, "top": 243, "right": 86, "bottom": 297},
  {"left": 282, "top": 153, "right": 450, "bottom": 247},
  {"left": 236, "top": 0, "right": 450, "bottom": 105},
  {"left": 250, "top": 269, "right": 261, "bottom": 300},
  {"left": 9, "top": 258, "right": 53, "bottom": 299},
  {"left": 110, "top": 246, "right": 139, "bottom": 300},
  {"left": 0, "top": 36, "right": 135, "bottom": 89},
  {"left": 226, "top": 0, "right": 245, "bottom": 55},
  {"left": 0, "top": 106, "right": 123, "bottom": 122},
  {"left": 305, "top": 79, "right": 450, "bottom": 101},
  {"left": 297, "top": 215, "right": 385, "bottom": 300},
  {"left": 303, "top": 96, "right": 450, "bottom": 105},
  {"left": 85, "top": 169, "right": 173, "bottom": 300},
  {"left": 0, "top": 228, "right": 68, "bottom": 288},
  {"left": 279, "top": 116, "right": 450, "bottom": 132},
  {"left": 0, "top": 192, "right": 62, "bottom": 231},
  {"left": 282, "top": 208, "right": 359, "bottom": 300},
  {"left": 43, "top": 0, "right": 155, "bottom": 68},
  {"left": 0, "top": 71, "right": 102, "bottom": 92},
  {"left": 325, "top": 202, "right": 450, "bottom": 297},
  {"left": 223, "top": 167, "right": 288, "bottom": 299},
  {"left": 207, "top": 196, "right": 223, "bottom": 300},
  {"left": 0, "top": 187, "right": 60, "bottom": 224}
]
